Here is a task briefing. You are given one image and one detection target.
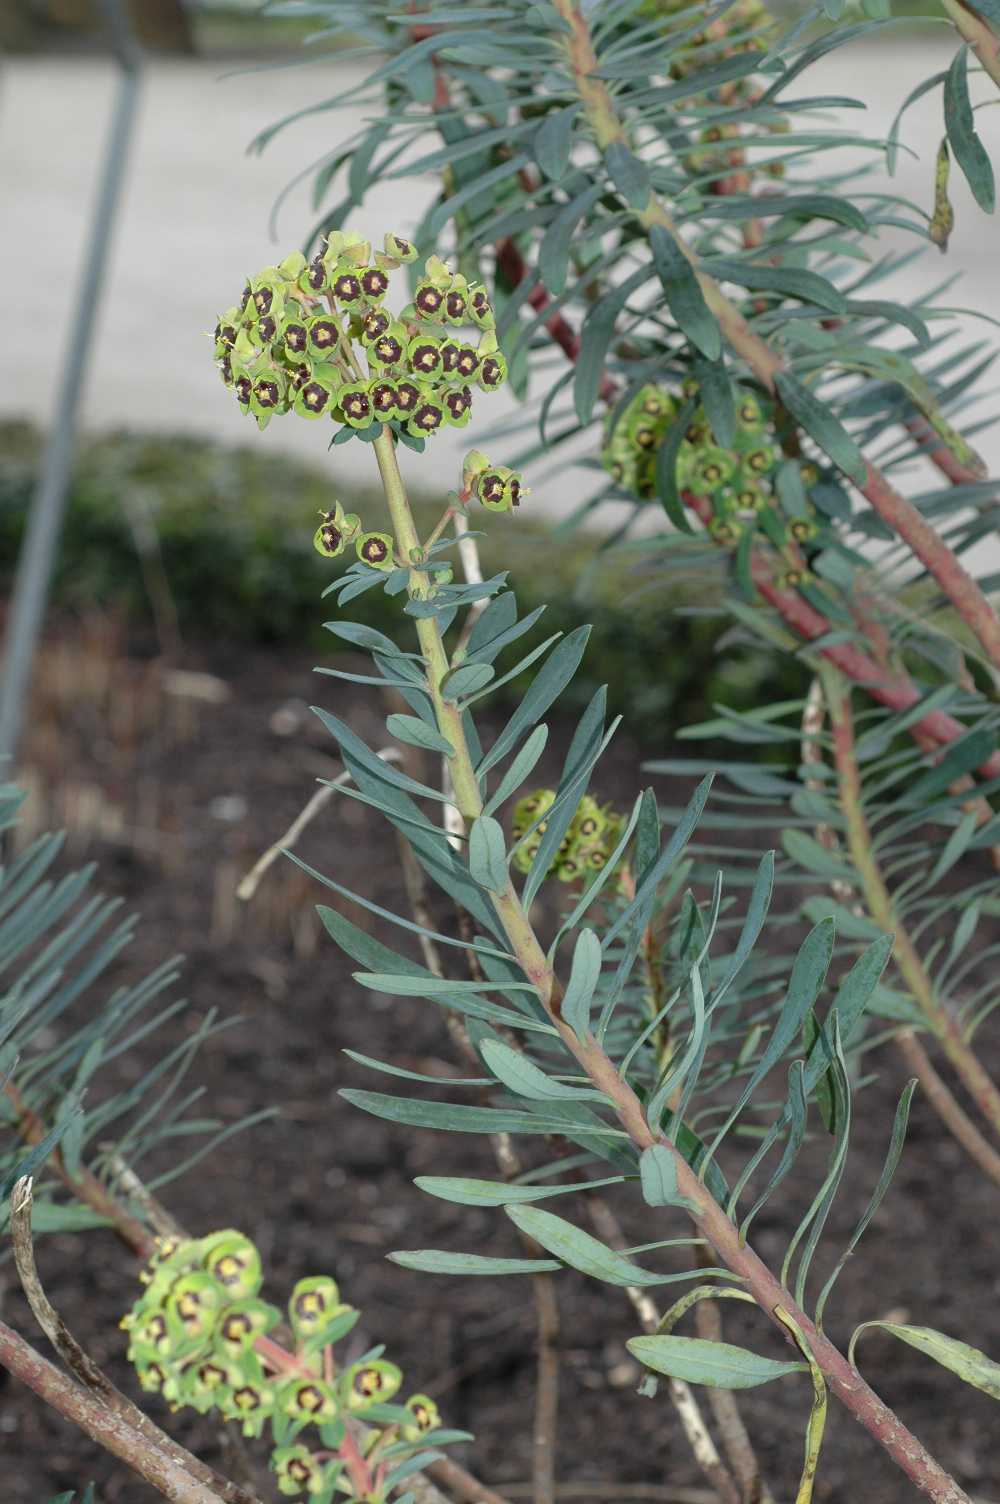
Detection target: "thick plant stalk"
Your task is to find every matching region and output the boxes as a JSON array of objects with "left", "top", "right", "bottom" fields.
[
  {"left": 549, "top": 0, "right": 1000, "bottom": 678},
  {"left": 0, "top": 1317, "right": 227, "bottom": 1504},
  {"left": 820, "top": 663, "right": 1000, "bottom": 1145},
  {"left": 368, "top": 427, "right": 971, "bottom": 1504}
]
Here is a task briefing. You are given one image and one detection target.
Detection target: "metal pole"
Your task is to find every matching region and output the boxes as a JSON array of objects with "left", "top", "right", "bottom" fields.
[{"left": 0, "top": 0, "right": 142, "bottom": 767}]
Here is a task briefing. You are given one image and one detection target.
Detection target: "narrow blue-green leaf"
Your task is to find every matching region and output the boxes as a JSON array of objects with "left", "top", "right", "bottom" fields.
[
  {"left": 575, "top": 265, "right": 653, "bottom": 423},
  {"left": 705, "top": 918, "right": 836, "bottom": 1167},
  {"left": 694, "top": 355, "right": 736, "bottom": 447},
  {"left": 414, "top": 1174, "right": 626, "bottom": 1207},
  {"left": 389, "top": 1250, "right": 560, "bottom": 1276},
  {"left": 484, "top": 724, "right": 549, "bottom": 815},
  {"left": 341, "top": 1090, "right": 619, "bottom": 1138},
  {"left": 386, "top": 714, "right": 455, "bottom": 757},
  {"left": 605, "top": 140, "right": 651, "bottom": 209},
  {"left": 815, "top": 1079, "right": 915, "bottom": 1325},
  {"left": 355, "top": 972, "right": 538, "bottom": 998},
  {"left": 562, "top": 928, "right": 602, "bottom": 1039},
  {"left": 849, "top": 1322, "right": 1000, "bottom": 1400},
  {"left": 481, "top": 1039, "right": 607, "bottom": 1103},
  {"left": 709, "top": 258, "right": 846, "bottom": 315},
  {"left": 478, "top": 626, "right": 592, "bottom": 777},
  {"left": 639, "top": 1145, "right": 700, "bottom": 1212},
  {"left": 468, "top": 817, "right": 508, "bottom": 895},
  {"left": 774, "top": 373, "right": 866, "bottom": 485},
  {"left": 908, "top": 728, "right": 996, "bottom": 800},
  {"left": 535, "top": 105, "right": 579, "bottom": 181},
  {"left": 441, "top": 662, "right": 495, "bottom": 701},
  {"left": 506, "top": 1205, "right": 686, "bottom": 1288},
  {"left": 628, "top": 1335, "right": 805, "bottom": 1388},
  {"left": 650, "top": 224, "right": 721, "bottom": 361},
  {"left": 655, "top": 399, "right": 698, "bottom": 534},
  {"left": 944, "top": 48, "right": 996, "bottom": 213},
  {"left": 538, "top": 182, "right": 603, "bottom": 296}
]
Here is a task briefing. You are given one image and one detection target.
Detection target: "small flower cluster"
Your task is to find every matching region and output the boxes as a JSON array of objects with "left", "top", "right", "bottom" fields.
[
  {"left": 123, "top": 1231, "right": 443, "bottom": 1502},
  {"left": 601, "top": 382, "right": 821, "bottom": 565},
  {"left": 462, "top": 449, "right": 528, "bottom": 514},
  {"left": 511, "top": 790, "right": 627, "bottom": 885},
  {"left": 212, "top": 232, "right": 507, "bottom": 441},
  {"left": 312, "top": 500, "right": 396, "bottom": 571}
]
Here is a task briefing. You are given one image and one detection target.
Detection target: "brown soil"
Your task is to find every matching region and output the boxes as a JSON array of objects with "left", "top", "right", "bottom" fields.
[{"left": 3, "top": 619, "right": 999, "bottom": 1504}]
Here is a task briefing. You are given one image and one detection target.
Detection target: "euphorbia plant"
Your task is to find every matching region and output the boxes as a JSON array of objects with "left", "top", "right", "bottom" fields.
[{"left": 254, "top": 0, "right": 1000, "bottom": 1189}]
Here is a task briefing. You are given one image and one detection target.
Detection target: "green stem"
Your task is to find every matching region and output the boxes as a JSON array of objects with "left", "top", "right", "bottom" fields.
[
  {"left": 365, "top": 430, "right": 971, "bottom": 1504},
  {"left": 820, "top": 662, "right": 1000, "bottom": 1144}
]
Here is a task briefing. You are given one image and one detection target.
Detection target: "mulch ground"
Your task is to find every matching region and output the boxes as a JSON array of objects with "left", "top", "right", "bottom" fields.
[{"left": 4, "top": 619, "right": 999, "bottom": 1504}]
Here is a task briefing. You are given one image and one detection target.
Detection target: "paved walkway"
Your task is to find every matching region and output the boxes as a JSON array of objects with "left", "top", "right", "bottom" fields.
[{"left": 1, "top": 40, "right": 997, "bottom": 539}]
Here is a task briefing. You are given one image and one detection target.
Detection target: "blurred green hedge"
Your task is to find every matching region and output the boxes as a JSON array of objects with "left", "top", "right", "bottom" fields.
[{"left": 0, "top": 423, "right": 803, "bottom": 744}]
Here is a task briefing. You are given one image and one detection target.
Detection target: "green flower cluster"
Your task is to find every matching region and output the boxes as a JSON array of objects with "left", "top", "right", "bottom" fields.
[
  {"left": 212, "top": 232, "right": 507, "bottom": 441},
  {"left": 601, "top": 382, "right": 820, "bottom": 559},
  {"left": 511, "top": 790, "right": 626, "bottom": 885},
  {"left": 312, "top": 500, "right": 396, "bottom": 571},
  {"left": 463, "top": 449, "right": 528, "bottom": 514},
  {"left": 123, "top": 1232, "right": 443, "bottom": 1502}
]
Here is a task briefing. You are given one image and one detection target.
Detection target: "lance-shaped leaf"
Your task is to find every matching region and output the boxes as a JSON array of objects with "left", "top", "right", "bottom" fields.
[
  {"left": 478, "top": 626, "right": 592, "bottom": 777},
  {"left": 480, "top": 1038, "right": 608, "bottom": 1104},
  {"left": 561, "top": 928, "right": 603, "bottom": 1039},
  {"left": 628, "top": 1335, "right": 806, "bottom": 1388},
  {"left": 414, "top": 1174, "right": 626, "bottom": 1207},
  {"left": 639, "top": 1145, "right": 700, "bottom": 1212},
  {"left": 389, "top": 1250, "right": 560, "bottom": 1276},
  {"left": 386, "top": 714, "right": 455, "bottom": 757},
  {"left": 534, "top": 105, "right": 579, "bottom": 181},
  {"left": 468, "top": 817, "right": 508, "bottom": 895},
  {"left": 944, "top": 47, "right": 995, "bottom": 214},
  {"left": 341, "top": 1090, "right": 625, "bottom": 1140},
  {"left": 850, "top": 1322, "right": 1000, "bottom": 1402},
  {"left": 650, "top": 224, "right": 721, "bottom": 361},
  {"left": 604, "top": 140, "right": 651, "bottom": 209},
  {"left": 774, "top": 373, "right": 866, "bottom": 485},
  {"left": 506, "top": 1205, "right": 693, "bottom": 1287}
]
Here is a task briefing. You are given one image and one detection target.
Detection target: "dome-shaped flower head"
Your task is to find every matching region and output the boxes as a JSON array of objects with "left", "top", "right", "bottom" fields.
[
  {"left": 476, "top": 465, "right": 513, "bottom": 511},
  {"left": 227, "top": 1371, "right": 275, "bottom": 1438},
  {"left": 250, "top": 371, "right": 288, "bottom": 423},
  {"left": 356, "top": 531, "right": 395, "bottom": 571},
  {"left": 414, "top": 279, "right": 447, "bottom": 319},
  {"left": 201, "top": 1231, "right": 263, "bottom": 1300}
]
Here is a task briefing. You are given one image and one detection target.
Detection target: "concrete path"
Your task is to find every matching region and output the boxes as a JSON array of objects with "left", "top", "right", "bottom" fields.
[{"left": 1, "top": 38, "right": 997, "bottom": 540}]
